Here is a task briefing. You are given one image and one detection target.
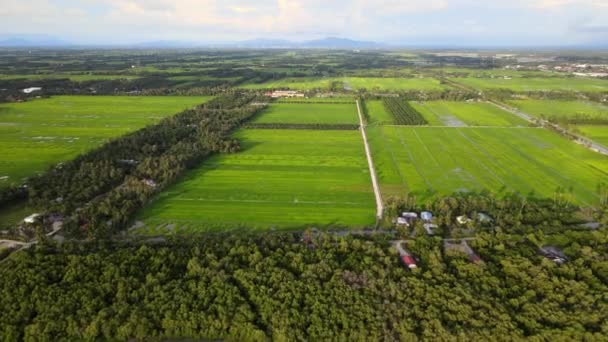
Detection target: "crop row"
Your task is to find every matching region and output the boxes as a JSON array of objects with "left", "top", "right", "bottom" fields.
[{"left": 383, "top": 98, "right": 428, "bottom": 125}]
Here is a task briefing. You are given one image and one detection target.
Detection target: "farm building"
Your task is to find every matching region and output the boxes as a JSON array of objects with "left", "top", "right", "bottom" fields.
[
  {"left": 477, "top": 213, "right": 493, "bottom": 224},
  {"left": 421, "top": 211, "right": 433, "bottom": 222},
  {"left": 394, "top": 241, "right": 418, "bottom": 270},
  {"left": 23, "top": 213, "right": 40, "bottom": 224},
  {"left": 21, "top": 87, "right": 42, "bottom": 94},
  {"left": 539, "top": 246, "right": 567, "bottom": 264},
  {"left": 423, "top": 223, "right": 439, "bottom": 235},
  {"left": 396, "top": 217, "right": 408, "bottom": 225},
  {"left": 264, "top": 90, "right": 305, "bottom": 98},
  {"left": 401, "top": 255, "right": 417, "bottom": 269},
  {"left": 456, "top": 215, "right": 471, "bottom": 225},
  {"left": 399, "top": 212, "right": 418, "bottom": 226}
]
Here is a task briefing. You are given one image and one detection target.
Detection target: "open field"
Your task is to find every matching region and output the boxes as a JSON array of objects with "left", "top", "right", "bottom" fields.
[
  {"left": 0, "top": 96, "right": 211, "bottom": 187},
  {"left": 367, "top": 126, "right": 608, "bottom": 204},
  {"left": 251, "top": 103, "right": 358, "bottom": 125},
  {"left": 411, "top": 101, "right": 529, "bottom": 127},
  {"left": 0, "top": 74, "right": 140, "bottom": 81},
  {"left": 276, "top": 97, "right": 354, "bottom": 103},
  {"left": 507, "top": 100, "right": 608, "bottom": 121},
  {"left": 134, "top": 129, "right": 376, "bottom": 233},
  {"left": 240, "top": 77, "right": 446, "bottom": 91},
  {"left": 365, "top": 100, "right": 393, "bottom": 125},
  {"left": 577, "top": 125, "right": 608, "bottom": 146},
  {"left": 453, "top": 77, "right": 608, "bottom": 92}
]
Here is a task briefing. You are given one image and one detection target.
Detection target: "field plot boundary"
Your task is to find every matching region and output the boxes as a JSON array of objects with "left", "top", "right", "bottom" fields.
[
  {"left": 369, "top": 126, "right": 607, "bottom": 205},
  {"left": 357, "top": 100, "right": 384, "bottom": 218}
]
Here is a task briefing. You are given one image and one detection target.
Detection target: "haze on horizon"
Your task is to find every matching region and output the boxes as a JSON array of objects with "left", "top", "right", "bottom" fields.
[{"left": 1, "top": 0, "right": 608, "bottom": 47}]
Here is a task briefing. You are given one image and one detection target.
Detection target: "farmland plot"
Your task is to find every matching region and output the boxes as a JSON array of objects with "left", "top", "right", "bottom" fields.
[
  {"left": 508, "top": 100, "right": 608, "bottom": 122},
  {"left": 453, "top": 77, "right": 608, "bottom": 92},
  {"left": 134, "top": 129, "right": 376, "bottom": 233},
  {"left": 251, "top": 103, "right": 358, "bottom": 125},
  {"left": 367, "top": 126, "right": 608, "bottom": 204},
  {"left": 0, "top": 96, "right": 211, "bottom": 187},
  {"left": 411, "top": 101, "right": 529, "bottom": 127}
]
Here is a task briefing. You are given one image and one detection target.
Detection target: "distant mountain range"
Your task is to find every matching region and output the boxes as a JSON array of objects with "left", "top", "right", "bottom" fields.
[{"left": 0, "top": 35, "right": 387, "bottom": 49}]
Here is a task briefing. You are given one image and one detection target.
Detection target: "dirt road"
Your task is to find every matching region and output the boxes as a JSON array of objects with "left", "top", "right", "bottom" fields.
[{"left": 356, "top": 100, "right": 384, "bottom": 219}]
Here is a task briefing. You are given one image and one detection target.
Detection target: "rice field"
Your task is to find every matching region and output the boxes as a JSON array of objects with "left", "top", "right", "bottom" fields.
[
  {"left": 453, "top": 77, "right": 608, "bottom": 92},
  {"left": 239, "top": 77, "right": 446, "bottom": 91},
  {"left": 364, "top": 100, "right": 393, "bottom": 125},
  {"left": 367, "top": 126, "right": 608, "bottom": 205},
  {"left": 0, "top": 96, "right": 211, "bottom": 187},
  {"left": 411, "top": 101, "right": 529, "bottom": 127},
  {"left": 134, "top": 129, "right": 376, "bottom": 233},
  {"left": 577, "top": 125, "right": 608, "bottom": 147},
  {"left": 507, "top": 100, "right": 608, "bottom": 121},
  {"left": 251, "top": 103, "right": 358, "bottom": 125},
  {"left": 0, "top": 74, "right": 140, "bottom": 81}
]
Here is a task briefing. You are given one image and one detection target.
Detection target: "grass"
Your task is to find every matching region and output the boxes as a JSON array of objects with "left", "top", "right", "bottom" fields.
[
  {"left": 133, "top": 129, "right": 376, "bottom": 233},
  {"left": 507, "top": 100, "right": 608, "bottom": 121},
  {"left": 251, "top": 103, "right": 358, "bottom": 125},
  {"left": 0, "top": 74, "right": 140, "bottom": 81},
  {"left": 0, "top": 96, "right": 212, "bottom": 187},
  {"left": 365, "top": 100, "right": 393, "bottom": 125},
  {"left": 577, "top": 125, "right": 608, "bottom": 146},
  {"left": 275, "top": 97, "right": 354, "bottom": 103},
  {"left": 453, "top": 77, "right": 608, "bottom": 92},
  {"left": 411, "top": 101, "right": 529, "bottom": 127},
  {"left": 507, "top": 100, "right": 608, "bottom": 145},
  {"left": 240, "top": 77, "right": 446, "bottom": 91},
  {"left": 367, "top": 126, "right": 608, "bottom": 205}
]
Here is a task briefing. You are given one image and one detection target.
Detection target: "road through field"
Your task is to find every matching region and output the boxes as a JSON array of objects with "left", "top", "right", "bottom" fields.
[
  {"left": 489, "top": 101, "right": 608, "bottom": 156},
  {"left": 356, "top": 100, "right": 384, "bottom": 219}
]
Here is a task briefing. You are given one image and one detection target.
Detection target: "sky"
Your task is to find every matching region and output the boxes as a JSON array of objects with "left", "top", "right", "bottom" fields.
[{"left": 1, "top": 0, "right": 607, "bottom": 47}]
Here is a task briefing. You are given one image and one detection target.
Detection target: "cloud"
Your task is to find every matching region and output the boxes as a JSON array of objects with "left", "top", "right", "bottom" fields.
[{"left": 0, "top": 0, "right": 607, "bottom": 45}]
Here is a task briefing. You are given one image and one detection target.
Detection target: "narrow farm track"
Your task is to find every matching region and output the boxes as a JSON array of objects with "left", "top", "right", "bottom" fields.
[{"left": 356, "top": 100, "right": 384, "bottom": 219}]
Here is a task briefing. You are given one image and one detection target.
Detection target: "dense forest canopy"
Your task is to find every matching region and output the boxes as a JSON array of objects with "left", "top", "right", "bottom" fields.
[{"left": 1, "top": 229, "right": 607, "bottom": 341}]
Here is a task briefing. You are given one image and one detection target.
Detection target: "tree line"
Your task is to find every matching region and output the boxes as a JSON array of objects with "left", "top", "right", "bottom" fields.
[
  {"left": 383, "top": 97, "right": 428, "bottom": 125},
  {"left": 0, "top": 221, "right": 605, "bottom": 341},
  {"left": 0, "top": 92, "right": 267, "bottom": 239}
]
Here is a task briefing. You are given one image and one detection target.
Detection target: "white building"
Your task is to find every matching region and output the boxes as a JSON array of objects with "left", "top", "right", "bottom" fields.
[
  {"left": 23, "top": 213, "right": 40, "bottom": 224},
  {"left": 21, "top": 87, "right": 42, "bottom": 94}
]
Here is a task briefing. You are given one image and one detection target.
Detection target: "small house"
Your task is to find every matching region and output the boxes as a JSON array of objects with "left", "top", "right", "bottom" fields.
[
  {"left": 456, "top": 215, "right": 471, "bottom": 225},
  {"left": 396, "top": 217, "right": 408, "bottom": 226},
  {"left": 477, "top": 213, "right": 493, "bottom": 224},
  {"left": 420, "top": 211, "right": 433, "bottom": 222},
  {"left": 401, "top": 212, "right": 418, "bottom": 226},
  {"left": 423, "top": 223, "right": 439, "bottom": 235},
  {"left": 401, "top": 255, "right": 417, "bottom": 269},
  {"left": 143, "top": 179, "right": 157, "bottom": 188},
  {"left": 21, "top": 87, "right": 42, "bottom": 94},
  {"left": 23, "top": 213, "right": 40, "bottom": 224}
]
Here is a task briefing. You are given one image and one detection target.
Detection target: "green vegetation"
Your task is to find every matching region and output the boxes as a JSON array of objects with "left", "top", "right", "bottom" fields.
[
  {"left": 367, "top": 126, "right": 608, "bottom": 204},
  {"left": 412, "top": 101, "right": 529, "bottom": 127},
  {"left": 577, "top": 125, "right": 608, "bottom": 146},
  {"left": 135, "top": 129, "right": 375, "bottom": 232},
  {"left": 0, "top": 74, "right": 140, "bottom": 81},
  {"left": 251, "top": 103, "right": 358, "bottom": 125},
  {"left": 0, "top": 96, "right": 211, "bottom": 188},
  {"left": 382, "top": 98, "right": 427, "bottom": 125},
  {"left": 363, "top": 100, "right": 393, "bottom": 125},
  {"left": 1, "top": 226, "right": 607, "bottom": 340},
  {"left": 454, "top": 77, "right": 608, "bottom": 92},
  {"left": 508, "top": 100, "right": 608, "bottom": 124},
  {"left": 240, "top": 77, "right": 446, "bottom": 91}
]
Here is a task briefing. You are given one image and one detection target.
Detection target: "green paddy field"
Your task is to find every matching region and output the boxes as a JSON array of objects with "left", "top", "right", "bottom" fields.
[
  {"left": 240, "top": 77, "right": 445, "bottom": 91},
  {"left": 134, "top": 129, "right": 376, "bottom": 233},
  {"left": 0, "top": 96, "right": 211, "bottom": 187},
  {"left": 367, "top": 126, "right": 608, "bottom": 204},
  {"left": 251, "top": 102, "right": 358, "bottom": 125},
  {"left": 453, "top": 77, "right": 608, "bottom": 92}
]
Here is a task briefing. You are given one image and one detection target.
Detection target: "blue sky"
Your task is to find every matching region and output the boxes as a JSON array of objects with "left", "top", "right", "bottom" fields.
[{"left": 1, "top": 0, "right": 607, "bottom": 46}]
